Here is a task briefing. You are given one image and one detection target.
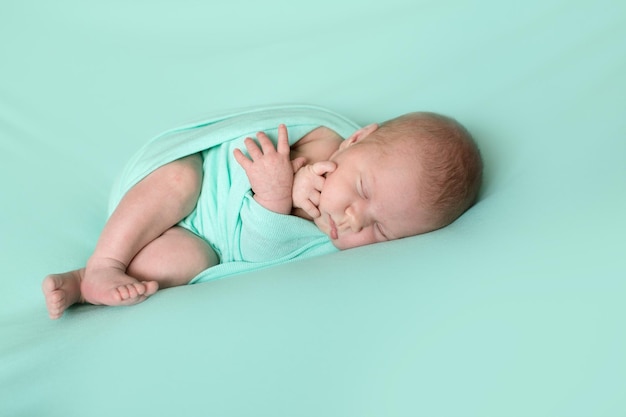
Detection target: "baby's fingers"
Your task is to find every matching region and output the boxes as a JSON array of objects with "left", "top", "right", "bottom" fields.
[
  {"left": 276, "top": 124, "right": 290, "bottom": 155},
  {"left": 291, "top": 157, "right": 306, "bottom": 173},
  {"left": 300, "top": 199, "right": 321, "bottom": 218},
  {"left": 233, "top": 148, "right": 252, "bottom": 169},
  {"left": 311, "top": 161, "right": 337, "bottom": 176},
  {"left": 255, "top": 132, "right": 277, "bottom": 155},
  {"left": 242, "top": 136, "right": 265, "bottom": 160}
]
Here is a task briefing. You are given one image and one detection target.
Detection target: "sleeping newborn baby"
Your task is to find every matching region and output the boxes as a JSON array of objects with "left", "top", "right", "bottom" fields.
[{"left": 42, "top": 106, "right": 482, "bottom": 319}]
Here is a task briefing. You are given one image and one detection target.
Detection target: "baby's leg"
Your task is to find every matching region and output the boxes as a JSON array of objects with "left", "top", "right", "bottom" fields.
[
  {"left": 43, "top": 226, "right": 217, "bottom": 319},
  {"left": 81, "top": 153, "right": 204, "bottom": 305},
  {"left": 126, "top": 226, "right": 219, "bottom": 289},
  {"left": 43, "top": 153, "right": 204, "bottom": 319}
]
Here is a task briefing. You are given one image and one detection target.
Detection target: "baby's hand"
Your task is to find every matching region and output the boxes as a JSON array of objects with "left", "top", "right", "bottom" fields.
[
  {"left": 234, "top": 124, "right": 301, "bottom": 215},
  {"left": 292, "top": 161, "right": 336, "bottom": 219}
]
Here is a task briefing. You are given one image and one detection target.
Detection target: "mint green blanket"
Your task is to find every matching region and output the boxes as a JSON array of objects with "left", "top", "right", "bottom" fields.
[{"left": 108, "top": 104, "right": 360, "bottom": 283}]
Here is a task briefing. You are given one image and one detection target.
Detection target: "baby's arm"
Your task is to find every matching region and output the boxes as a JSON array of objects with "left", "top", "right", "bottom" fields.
[
  {"left": 292, "top": 161, "right": 336, "bottom": 219},
  {"left": 234, "top": 124, "right": 305, "bottom": 215}
]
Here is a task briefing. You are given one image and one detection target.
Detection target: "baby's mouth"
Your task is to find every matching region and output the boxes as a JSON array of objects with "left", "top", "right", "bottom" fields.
[{"left": 328, "top": 215, "right": 338, "bottom": 240}]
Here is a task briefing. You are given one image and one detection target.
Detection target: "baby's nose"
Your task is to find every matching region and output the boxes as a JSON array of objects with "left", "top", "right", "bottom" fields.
[{"left": 345, "top": 206, "right": 364, "bottom": 232}]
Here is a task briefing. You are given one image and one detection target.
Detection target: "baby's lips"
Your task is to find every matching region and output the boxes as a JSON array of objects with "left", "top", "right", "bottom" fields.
[{"left": 328, "top": 215, "right": 338, "bottom": 240}]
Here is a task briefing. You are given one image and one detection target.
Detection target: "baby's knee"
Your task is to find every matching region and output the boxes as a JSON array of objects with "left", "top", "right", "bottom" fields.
[{"left": 166, "top": 153, "right": 204, "bottom": 204}]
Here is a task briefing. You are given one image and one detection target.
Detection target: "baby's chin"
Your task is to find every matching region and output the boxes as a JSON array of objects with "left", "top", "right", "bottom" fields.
[
  {"left": 327, "top": 235, "right": 365, "bottom": 251},
  {"left": 331, "top": 232, "right": 385, "bottom": 250}
]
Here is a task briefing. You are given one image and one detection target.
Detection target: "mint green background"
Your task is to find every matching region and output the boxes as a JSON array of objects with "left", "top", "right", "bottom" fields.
[{"left": 1, "top": 0, "right": 625, "bottom": 416}]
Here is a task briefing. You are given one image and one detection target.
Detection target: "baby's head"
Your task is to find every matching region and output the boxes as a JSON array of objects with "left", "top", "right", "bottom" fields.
[
  {"left": 314, "top": 112, "right": 482, "bottom": 249},
  {"left": 376, "top": 111, "right": 483, "bottom": 230}
]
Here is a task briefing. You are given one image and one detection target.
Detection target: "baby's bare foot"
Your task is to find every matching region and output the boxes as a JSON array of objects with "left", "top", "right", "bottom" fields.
[
  {"left": 81, "top": 258, "right": 159, "bottom": 307},
  {"left": 42, "top": 270, "right": 84, "bottom": 319}
]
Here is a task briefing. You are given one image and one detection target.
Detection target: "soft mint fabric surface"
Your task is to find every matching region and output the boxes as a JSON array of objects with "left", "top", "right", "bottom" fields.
[
  {"left": 109, "top": 104, "right": 357, "bottom": 283},
  {"left": 1, "top": 0, "right": 625, "bottom": 416}
]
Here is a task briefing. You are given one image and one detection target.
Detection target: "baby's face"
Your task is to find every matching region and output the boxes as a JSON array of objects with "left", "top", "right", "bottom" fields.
[{"left": 314, "top": 137, "right": 432, "bottom": 250}]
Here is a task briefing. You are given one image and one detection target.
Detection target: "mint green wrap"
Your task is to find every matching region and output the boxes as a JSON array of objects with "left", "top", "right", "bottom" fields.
[{"left": 108, "top": 105, "right": 360, "bottom": 284}]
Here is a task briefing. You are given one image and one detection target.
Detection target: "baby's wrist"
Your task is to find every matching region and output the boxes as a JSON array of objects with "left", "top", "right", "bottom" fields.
[{"left": 253, "top": 194, "right": 293, "bottom": 215}]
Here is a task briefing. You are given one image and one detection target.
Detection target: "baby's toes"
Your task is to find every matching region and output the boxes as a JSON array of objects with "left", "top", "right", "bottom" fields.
[
  {"left": 133, "top": 282, "right": 147, "bottom": 296},
  {"left": 111, "top": 282, "right": 157, "bottom": 305},
  {"left": 121, "top": 283, "right": 147, "bottom": 300},
  {"left": 143, "top": 281, "right": 159, "bottom": 296},
  {"left": 48, "top": 308, "right": 62, "bottom": 319},
  {"left": 47, "top": 295, "right": 63, "bottom": 315},
  {"left": 115, "top": 284, "right": 134, "bottom": 300},
  {"left": 47, "top": 291, "right": 64, "bottom": 311},
  {"left": 49, "top": 290, "right": 64, "bottom": 304}
]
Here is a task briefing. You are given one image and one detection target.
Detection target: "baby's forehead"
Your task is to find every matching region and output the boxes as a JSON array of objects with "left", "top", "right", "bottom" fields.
[
  {"left": 367, "top": 135, "right": 423, "bottom": 165},
  {"left": 364, "top": 147, "right": 423, "bottom": 183},
  {"left": 373, "top": 145, "right": 425, "bottom": 194}
]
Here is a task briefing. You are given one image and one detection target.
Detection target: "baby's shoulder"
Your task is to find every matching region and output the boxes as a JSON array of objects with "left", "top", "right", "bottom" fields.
[{"left": 291, "top": 126, "right": 343, "bottom": 163}]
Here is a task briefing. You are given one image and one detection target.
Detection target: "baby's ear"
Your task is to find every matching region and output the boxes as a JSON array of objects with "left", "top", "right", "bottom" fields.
[{"left": 340, "top": 123, "right": 379, "bottom": 150}]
